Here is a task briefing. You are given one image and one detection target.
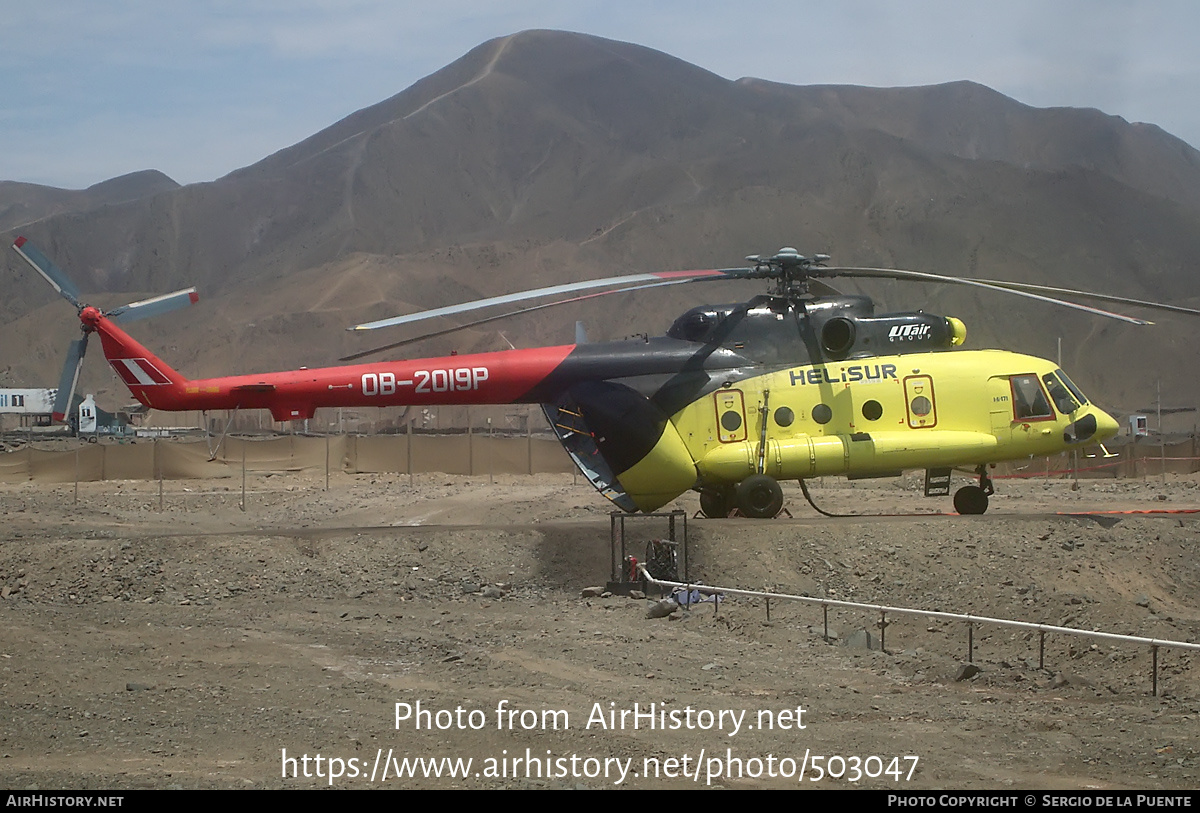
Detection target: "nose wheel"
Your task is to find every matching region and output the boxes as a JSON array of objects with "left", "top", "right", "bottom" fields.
[{"left": 953, "top": 466, "right": 995, "bottom": 515}]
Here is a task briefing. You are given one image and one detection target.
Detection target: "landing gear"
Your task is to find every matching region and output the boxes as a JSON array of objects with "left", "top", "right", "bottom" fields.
[
  {"left": 735, "top": 474, "right": 784, "bottom": 519},
  {"left": 699, "top": 486, "right": 735, "bottom": 519},
  {"left": 953, "top": 486, "right": 988, "bottom": 515},
  {"left": 953, "top": 465, "right": 995, "bottom": 515}
]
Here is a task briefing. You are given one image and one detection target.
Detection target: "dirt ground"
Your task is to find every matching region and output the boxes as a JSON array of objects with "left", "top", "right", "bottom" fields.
[{"left": 1, "top": 469, "right": 1199, "bottom": 790}]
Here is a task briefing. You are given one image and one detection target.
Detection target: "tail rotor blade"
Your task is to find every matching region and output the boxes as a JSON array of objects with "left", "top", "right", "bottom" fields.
[
  {"left": 52, "top": 336, "right": 88, "bottom": 422},
  {"left": 108, "top": 287, "right": 200, "bottom": 323},
  {"left": 12, "top": 236, "right": 83, "bottom": 308}
]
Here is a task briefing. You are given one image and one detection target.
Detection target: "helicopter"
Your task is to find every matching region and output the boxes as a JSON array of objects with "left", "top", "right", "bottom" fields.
[{"left": 12, "top": 237, "right": 1199, "bottom": 517}]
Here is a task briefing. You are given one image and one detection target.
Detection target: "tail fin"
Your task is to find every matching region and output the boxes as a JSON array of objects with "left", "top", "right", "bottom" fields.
[{"left": 83, "top": 308, "right": 188, "bottom": 407}]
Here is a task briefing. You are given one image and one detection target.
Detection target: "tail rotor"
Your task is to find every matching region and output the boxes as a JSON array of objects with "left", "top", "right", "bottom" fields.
[
  {"left": 10, "top": 236, "right": 200, "bottom": 424},
  {"left": 52, "top": 336, "right": 88, "bottom": 422},
  {"left": 107, "top": 288, "right": 200, "bottom": 323},
  {"left": 12, "top": 236, "right": 83, "bottom": 309}
]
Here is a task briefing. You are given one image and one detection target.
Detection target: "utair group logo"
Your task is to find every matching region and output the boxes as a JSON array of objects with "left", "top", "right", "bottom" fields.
[{"left": 888, "top": 324, "right": 932, "bottom": 342}]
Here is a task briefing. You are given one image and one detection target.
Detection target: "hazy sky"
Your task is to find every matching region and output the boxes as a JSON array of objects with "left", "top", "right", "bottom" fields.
[{"left": 3, "top": 1, "right": 1197, "bottom": 189}]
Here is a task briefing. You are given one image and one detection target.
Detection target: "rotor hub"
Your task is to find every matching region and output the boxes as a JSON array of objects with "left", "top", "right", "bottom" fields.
[
  {"left": 745, "top": 247, "right": 832, "bottom": 298},
  {"left": 80, "top": 306, "right": 103, "bottom": 328}
]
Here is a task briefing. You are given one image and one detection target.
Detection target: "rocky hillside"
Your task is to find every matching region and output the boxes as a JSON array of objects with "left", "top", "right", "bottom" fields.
[{"left": 3, "top": 30, "right": 1199, "bottom": 417}]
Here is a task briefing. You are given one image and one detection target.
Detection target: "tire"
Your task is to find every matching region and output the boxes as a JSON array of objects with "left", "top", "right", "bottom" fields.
[
  {"left": 699, "top": 487, "right": 734, "bottom": 519},
  {"left": 953, "top": 485, "right": 989, "bottom": 515},
  {"left": 736, "top": 474, "right": 784, "bottom": 519}
]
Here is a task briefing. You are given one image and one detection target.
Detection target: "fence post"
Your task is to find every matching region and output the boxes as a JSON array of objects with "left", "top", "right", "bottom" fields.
[
  {"left": 156, "top": 438, "right": 163, "bottom": 511},
  {"left": 240, "top": 440, "right": 246, "bottom": 512}
]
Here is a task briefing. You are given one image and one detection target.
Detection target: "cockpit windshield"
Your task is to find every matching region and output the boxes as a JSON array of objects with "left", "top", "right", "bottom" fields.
[
  {"left": 1042, "top": 372, "right": 1081, "bottom": 415},
  {"left": 1053, "top": 369, "right": 1089, "bottom": 407}
]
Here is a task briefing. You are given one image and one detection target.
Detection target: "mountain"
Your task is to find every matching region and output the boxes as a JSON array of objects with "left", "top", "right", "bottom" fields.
[
  {"left": 3, "top": 29, "right": 1200, "bottom": 420},
  {"left": 0, "top": 170, "right": 179, "bottom": 234}
]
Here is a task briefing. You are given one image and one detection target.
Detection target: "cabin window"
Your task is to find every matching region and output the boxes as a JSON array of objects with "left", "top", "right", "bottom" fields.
[
  {"left": 720, "top": 410, "right": 743, "bottom": 432},
  {"left": 1010, "top": 374, "right": 1054, "bottom": 420},
  {"left": 812, "top": 403, "right": 833, "bottom": 425},
  {"left": 903, "top": 375, "right": 937, "bottom": 429},
  {"left": 774, "top": 406, "right": 795, "bottom": 427},
  {"left": 861, "top": 400, "right": 883, "bottom": 421}
]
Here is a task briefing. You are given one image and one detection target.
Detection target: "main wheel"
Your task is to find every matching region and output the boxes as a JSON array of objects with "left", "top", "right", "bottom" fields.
[
  {"left": 735, "top": 474, "right": 784, "bottom": 519},
  {"left": 953, "top": 485, "right": 989, "bottom": 515},
  {"left": 699, "top": 487, "right": 734, "bottom": 519}
]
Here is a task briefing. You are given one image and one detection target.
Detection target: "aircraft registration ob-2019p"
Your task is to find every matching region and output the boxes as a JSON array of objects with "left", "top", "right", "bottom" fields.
[
  {"left": 360, "top": 366, "right": 490, "bottom": 397},
  {"left": 14, "top": 238, "right": 1199, "bottom": 518}
]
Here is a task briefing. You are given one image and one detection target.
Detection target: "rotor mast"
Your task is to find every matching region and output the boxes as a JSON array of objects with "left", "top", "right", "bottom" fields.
[{"left": 745, "top": 247, "right": 832, "bottom": 299}]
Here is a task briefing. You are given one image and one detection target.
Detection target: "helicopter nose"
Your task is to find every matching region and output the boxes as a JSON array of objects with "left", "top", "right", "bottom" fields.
[
  {"left": 1093, "top": 407, "right": 1119, "bottom": 442},
  {"left": 1063, "top": 407, "right": 1119, "bottom": 446}
]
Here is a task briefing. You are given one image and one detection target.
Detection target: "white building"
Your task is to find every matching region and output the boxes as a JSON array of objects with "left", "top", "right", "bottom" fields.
[{"left": 0, "top": 388, "right": 56, "bottom": 428}]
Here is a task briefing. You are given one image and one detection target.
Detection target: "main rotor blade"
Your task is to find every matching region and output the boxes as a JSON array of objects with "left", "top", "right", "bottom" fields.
[
  {"left": 108, "top": 287, "right": 200, "bottom": 323},
  {"left": 806, "top": 278, "right": 843, "bottom": 298},
  {"left": 348, "top": 268, "right": 748, "bottom": 332},
  {"left": 822, "top": 266, "right": 1155, "bottom": 325},
  {"left": 12, "top": 236, "right": 82, "bottom": 309},
  {"left": 341, "top": 277, "right": 699, "bottom": 361},
  {"left": 52, "top": 336, "right": 87, "bottom": 422},
  {"left": 969, "top": 277, "right": 1200, "bottom": 319}
]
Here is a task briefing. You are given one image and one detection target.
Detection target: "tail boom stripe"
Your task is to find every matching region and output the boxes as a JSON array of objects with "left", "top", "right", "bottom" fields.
[{"left": 113, "top": 358, "right": 173, "bottom": 386}]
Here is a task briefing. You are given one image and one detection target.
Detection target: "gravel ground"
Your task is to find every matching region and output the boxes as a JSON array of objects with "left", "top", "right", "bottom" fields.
[{"left": 1, "top": 471, "right": 1198, "bottom": 789}]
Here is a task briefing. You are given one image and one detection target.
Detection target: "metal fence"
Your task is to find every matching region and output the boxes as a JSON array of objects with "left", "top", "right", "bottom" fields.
[
  {"left": 0, "top": 432, "right": 576, "bottom": 483},
  {"left": 641, "top": 568, "right": 1199, "bottom": 696}
]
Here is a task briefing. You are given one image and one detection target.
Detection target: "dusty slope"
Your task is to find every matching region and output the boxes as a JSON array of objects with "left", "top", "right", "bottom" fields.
[
  {"left": 4, "top": 31, "right": 1200, "bottom": 414},
  {"left": 1, "top": 472, "right": 1198, "bottom": 789}
]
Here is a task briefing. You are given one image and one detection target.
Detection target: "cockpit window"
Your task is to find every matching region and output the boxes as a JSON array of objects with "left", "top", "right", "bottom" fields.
[
  {"left": 1053, "top": 369, "right": 1089, "bottom": 406},
  {"left": 1010, "top": 374, "right": 1054, "bottom": 420},
  {"left": 1043, "top": 372, "right": 1081, "bottom": 415}
]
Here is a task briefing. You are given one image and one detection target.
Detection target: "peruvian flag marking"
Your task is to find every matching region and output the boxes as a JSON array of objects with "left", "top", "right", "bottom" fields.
[{"left": 113, "top": 358, "right": 172, "bottom": 386}]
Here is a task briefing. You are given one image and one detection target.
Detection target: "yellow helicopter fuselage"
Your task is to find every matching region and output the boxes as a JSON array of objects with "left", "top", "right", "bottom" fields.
[{"left": 616, "top": 349, "right": 1119, "bottom": 511}]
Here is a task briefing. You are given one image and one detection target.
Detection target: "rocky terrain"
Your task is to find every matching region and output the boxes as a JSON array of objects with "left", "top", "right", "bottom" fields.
[{"left": 1, "top": 471, "right": 1198, "bottom": 789}]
